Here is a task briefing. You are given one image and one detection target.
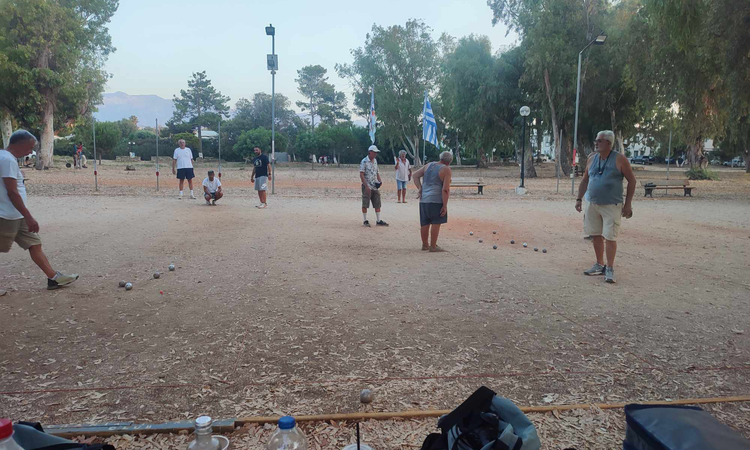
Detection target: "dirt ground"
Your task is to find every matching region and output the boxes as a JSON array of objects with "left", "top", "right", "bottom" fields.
[{"left": 1, "top": 161, "right": 749, "bottom": 449}]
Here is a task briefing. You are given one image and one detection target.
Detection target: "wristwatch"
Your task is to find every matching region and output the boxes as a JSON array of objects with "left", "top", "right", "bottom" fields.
[{"left": 576, "top": 198, "right": 582, "bottom": 202}]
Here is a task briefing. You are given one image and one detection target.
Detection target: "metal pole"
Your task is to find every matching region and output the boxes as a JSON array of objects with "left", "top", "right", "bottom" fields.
[
  {"left": 218, "top": 119, "right": 222, "bottom": 178},
  {"left": 666, "top": 129, "right": 672, "bottom": 195},
  {"left": 92, "top": 118, "right": 98, "bottom": 191},
  {"left": 271, "top": 33, "right": 276, "bottom": 194},
  {"left": 155, "top": 118, "right": 159, "bottom": 191},
  {"left": 422, "top": 138, "right": 425, "bottom": 165},
  {"left": 520, "top": 118, "right": 526, "bottom": 188},
  {"left": 572, "top": 50, "right": 583, "bottom": 196}
]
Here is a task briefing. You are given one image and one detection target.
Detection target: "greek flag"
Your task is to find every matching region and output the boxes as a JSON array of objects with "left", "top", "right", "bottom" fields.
[
  {"left": 423, "top": 91, "right": 439, "bottom": 148},
  {"left": 369, "top": 87, "right": 376, "bottom": 144}
]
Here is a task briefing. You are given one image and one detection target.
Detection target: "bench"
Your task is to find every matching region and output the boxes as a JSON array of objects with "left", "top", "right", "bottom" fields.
[
  {"left": 640, "top": 179, "right": 695, "bottom": 197},
  {"left": 451, "top": 177, "right": 486, "bottom": 194}
]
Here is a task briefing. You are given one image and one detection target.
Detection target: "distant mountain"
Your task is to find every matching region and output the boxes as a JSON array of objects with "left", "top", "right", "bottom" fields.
[{"left": 94, "top": 92, "right": 174, "bottom": 126}]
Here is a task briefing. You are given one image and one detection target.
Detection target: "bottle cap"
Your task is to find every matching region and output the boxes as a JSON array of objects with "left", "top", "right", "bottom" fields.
[
  {"left": 195, "top": 416, "right": 212, "bottom": 428},
  {"left": 278, "top": 416, "right": 296, "bottom": 430},
  {"left": 0, "top": 419, "right": 13, "bottom": 440}
]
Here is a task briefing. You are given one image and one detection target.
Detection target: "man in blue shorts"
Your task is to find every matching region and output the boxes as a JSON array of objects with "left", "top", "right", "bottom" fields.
[
  {"left": 250, "top": 147, "right": 272, "bottom": 208},
  {"left": 172, "top": 139, "right": 196, "bottom": 199},
  {"left": 412, "top": 151, "right": 453, "bottom": 252}
]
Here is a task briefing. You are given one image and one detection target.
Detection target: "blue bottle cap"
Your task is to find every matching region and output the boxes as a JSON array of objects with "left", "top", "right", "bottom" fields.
[{"left": 278, "top": 416, "right": 296, "bottom": 430}]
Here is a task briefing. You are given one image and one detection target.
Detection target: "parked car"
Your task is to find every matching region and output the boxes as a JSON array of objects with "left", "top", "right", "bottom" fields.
[
  {"left": 731, "top": 156, "right": 746, "bottom": 168},
  {"left": 665, "top": 156, "right": 684, "bottom": 165},
  {"left": 630, "top": 155, "right": 652, "bottom": 165},
  {"left": 710, "top": 158, "right": 722, "bottom": 165}
]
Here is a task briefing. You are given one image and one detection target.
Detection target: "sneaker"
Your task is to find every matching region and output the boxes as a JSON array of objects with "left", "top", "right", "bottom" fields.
[
  {"left": 257, "top": 203, "right": 268, "bottom": 209},
  {"left": 190, "top": 194, "right": 196, "bottom": 199},
  {"left": 212, "top": 200, "right": 216, "bottom": 205},
  {"left": 376, "top": 220, "right": 389, "bottom": 226},
  {"left": 178, "top": 196, "right": 183, "bottom": 200},
  {"left": 583, "top": 263, "right": 606, "bottom": 276},
  {"left": 363, "top": 220, "right": 371, "bottom": 227},
  {"left": 605, "top": 266, "right": 616, "bottom": 283},
  {"left": 47, "top": 272, "right": 79, "bottom": 290},
  {"left": 206, "top": 199, "right": 211, "bottom": 205}
]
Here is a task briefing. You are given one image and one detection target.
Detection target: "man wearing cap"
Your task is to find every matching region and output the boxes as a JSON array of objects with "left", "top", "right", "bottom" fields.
[{"left": 359, "top": 145, "right": 388, "bottom": 227}]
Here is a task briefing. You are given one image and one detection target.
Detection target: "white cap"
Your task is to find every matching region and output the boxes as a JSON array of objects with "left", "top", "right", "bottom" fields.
[{"left": 368, "top": 145, "right": 380, "bottom": 153}]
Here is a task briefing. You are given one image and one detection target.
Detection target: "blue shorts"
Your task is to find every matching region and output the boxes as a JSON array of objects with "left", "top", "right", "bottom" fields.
[
  {"left": 420, "top": 202, "right": 447, "bottom": 226},
  {"left": 176, "top": 168, "right": 195, "bottom": 180},
  {"left": 397, "top": 180, "right": 408, "bottom": 190}
]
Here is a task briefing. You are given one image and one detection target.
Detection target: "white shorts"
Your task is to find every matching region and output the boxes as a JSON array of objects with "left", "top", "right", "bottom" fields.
[{"left": 584, "top": 201, "right": 622, "bottom": 241}]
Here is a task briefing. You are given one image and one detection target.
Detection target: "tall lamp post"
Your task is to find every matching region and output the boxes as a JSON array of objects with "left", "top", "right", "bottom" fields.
[
  {"left": 572, "top": 32, "right": 607, "bottom": 195},
  {"left": 519, "top": 106, "right": 530, "bottom": 189},
  {"left": 266, "top": 24, "right": 277, "bottom": 195}
]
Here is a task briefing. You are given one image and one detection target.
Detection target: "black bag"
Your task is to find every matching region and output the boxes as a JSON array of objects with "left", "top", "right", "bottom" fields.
[
  {"left": 12, "top": 422, "right": 115, "bottom": 450},
  {"left": 420, "top": 386, "right": 540, "bottom": 450},
  {"left": 623, "top": 404, "right": 750, "bottom": 450}
]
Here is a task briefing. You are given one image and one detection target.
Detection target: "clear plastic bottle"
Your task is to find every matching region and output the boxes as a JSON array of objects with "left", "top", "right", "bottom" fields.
[
  {"left": 266, "top": 416, "right": 307, "bottom": 450},
  {"left": 187, "top": 416, "right": 221, "bottom": 450},
  {"left": 0, "top": 419, "right": 24, "bottom": 450}
]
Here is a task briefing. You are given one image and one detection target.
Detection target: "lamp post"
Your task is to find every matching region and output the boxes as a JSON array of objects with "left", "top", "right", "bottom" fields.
[
  {"left": 266, "top": 24, "right": 277, "bottom": 194},
  {"left": 572, "top": 32, "right": 607, "bottom": 195},
  {"left": 519, "top": 106, "right": 530, "bottom": 189}
]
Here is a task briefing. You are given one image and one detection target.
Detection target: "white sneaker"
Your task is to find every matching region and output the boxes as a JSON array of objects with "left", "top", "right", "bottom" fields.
[
  {"left": 190, "top": 194, "right": 196, "bottom": 199},
  {"left": 256, "top": 203, "right": 268, "bottom": 209},
  {"left": 178, "top": 195, "right": 183, "bottom": 200}
]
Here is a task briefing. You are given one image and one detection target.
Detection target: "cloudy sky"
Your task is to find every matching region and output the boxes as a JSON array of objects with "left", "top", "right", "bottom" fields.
[{"left": 103, "top": 0, "right": 518, "bottom": 115}]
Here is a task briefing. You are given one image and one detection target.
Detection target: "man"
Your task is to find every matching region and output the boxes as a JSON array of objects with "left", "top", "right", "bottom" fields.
[
  {"left": 172, "top": 139, "right": 196, "bottom": 199},
  {"left": 360, "top": 145, "right": 388, "bottom": 227},
  {"left": 413, "top": 151, "right": 453, "bottom": 252},
  {"left": 395, "top": 150, "right": 412, "bottom": 203},
  {"left": 576, "top": 130, "right": 636, "bottom": 283},
  {"left": 1, "top": 130, "right": 79, "bottom": 290},
  {"left": 202, "top": 170, "right": 223, "bottom": 205},
  {"left": 250, "top": 147, "right": 272, "bottom": 208},
  {"left": 76, "top": 144, "right": 83, "bottom": 169}
]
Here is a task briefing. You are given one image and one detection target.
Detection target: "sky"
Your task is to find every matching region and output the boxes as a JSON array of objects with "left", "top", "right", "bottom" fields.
[{"left": 103, "top": 0, "right": 519, "bottom": 118}]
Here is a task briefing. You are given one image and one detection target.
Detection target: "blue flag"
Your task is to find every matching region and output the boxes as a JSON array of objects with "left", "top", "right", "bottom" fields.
[
  {"left": 423, "top": 92, "right": 439, "bottom": 149},
  {"left": 369, "top": 87, "right": 376, "bottom": 144}
]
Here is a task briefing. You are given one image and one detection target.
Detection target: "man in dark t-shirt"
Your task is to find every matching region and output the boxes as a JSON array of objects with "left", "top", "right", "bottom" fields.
[{"left": 250, "top": 147, "right": 272, "bottom": 208}]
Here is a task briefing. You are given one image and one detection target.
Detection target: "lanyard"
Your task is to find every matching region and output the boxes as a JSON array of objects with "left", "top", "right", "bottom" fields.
[{"left": 598, "top": 151, "right": 613, "bottom": 175}]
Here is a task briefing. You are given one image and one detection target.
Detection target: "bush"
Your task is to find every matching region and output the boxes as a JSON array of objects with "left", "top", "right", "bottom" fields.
[{"left": 686, "top": 167, "right": 719, "bottom": 180}]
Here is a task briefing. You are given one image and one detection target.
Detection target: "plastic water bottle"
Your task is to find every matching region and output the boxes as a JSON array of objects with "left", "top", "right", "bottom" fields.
[
  {"left": 187, "top": 416, "right": 221, "bottom": 450},
  {"left": 0, "top": 419, "right": 24, "bottom": 450},
  {"left": 267, "top": 416, "right": 307, "bottom": 450}
]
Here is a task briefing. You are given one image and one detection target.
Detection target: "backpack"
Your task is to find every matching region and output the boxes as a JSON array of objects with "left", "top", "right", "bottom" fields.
[
  {"left": 11, "top": 422, "right": 115, "bottom": 450},
  {"left": 421, "top": 386, "right": 541, "bottom": 450}
]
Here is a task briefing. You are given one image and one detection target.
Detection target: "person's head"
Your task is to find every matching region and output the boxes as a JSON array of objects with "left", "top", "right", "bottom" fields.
[
  {"left": 207, "top": 170, "right": 215, "bottom": 181},
  {"left": 7, "top": 130, "right": 38, "bottom": 158},
  {"left": 254, "top": 147, "right": 262, "bottom": 156},
  {"left": 178, "top": 139, "right": 186, "bottom": 149},
  {"left": 368, "top": 145, "right": 380, "bottom": 160},
  {"left": 439, "top": 150, "right": 454, "bottom": 165},
  {"left": 595, "top": 131, "right": 615, "bottom": 153},
  {"left": 399, "top": 150, "right": 407, "bottom": 160}
]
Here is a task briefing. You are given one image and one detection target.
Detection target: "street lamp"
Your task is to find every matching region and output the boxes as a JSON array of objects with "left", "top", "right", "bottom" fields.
[
  {"left": 266, "top": 24, "right": 277, "bottom": 194},
  {"left": 519, "top": 106, "right": 530, "bottom": 189},
  {"left": 572, "top": 31, "right": 607, "bottom": 194}
]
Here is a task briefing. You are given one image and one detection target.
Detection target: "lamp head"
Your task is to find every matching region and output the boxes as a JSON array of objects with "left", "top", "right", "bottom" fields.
[
  {"left": 265, "top": 25, "right": 275, "bottom": 36},
  {"left": 594, "top": 33, "right": 607, "bottom": 45}
]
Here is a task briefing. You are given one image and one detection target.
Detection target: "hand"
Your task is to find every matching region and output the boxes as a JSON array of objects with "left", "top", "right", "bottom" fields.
[
  {"left": 575, "top": 200, "right": 583, "bottom": 213},
  {"left": 172, "top": 168, "right": 176, "bottom": 175},
  {"left": 26, "top": 216, "right": 40, "bottom": 233},
  {"left": 250, "top": 177, "right": 255, "bottom": 183},
  {"left": 622, "top": 204, "right": 633, "bottom": 218},
  {"left": 440, "top": 205, "right": 447, "bottom": 217},
  {"left": 364, "top": 186, "right": 371, "bottom": 196},
  {"left": 268, "top": 175, "right": 272, "bottom": 181},
  {"left": 416, "top": 189, "right": 422, "bottom": 199}
]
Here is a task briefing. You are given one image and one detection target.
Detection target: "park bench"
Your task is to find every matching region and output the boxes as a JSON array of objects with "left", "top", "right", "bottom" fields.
[
  {"left": 640, "top": 179, "right": 695, "bottom": 197},
  {"left": 450, "top": 177, "right": 486, "bottom": 194}
]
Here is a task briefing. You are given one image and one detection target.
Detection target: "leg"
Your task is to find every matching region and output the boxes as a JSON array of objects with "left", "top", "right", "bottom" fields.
[
  {"left": 29, "top": 244, "right": 56, "bottom": 279},
  {"left": 592, "top": 236, "right": 605, "bottom": 266},
  {"left": 215, "top": 192, "right": 223, "bottom": 200},
  {"left": 179, "top": 179, "right": 185, "bottom": 191},
  {"left": 260, "top": 190, "right": 267, "bottom": 204},
  {"left": 187, "top": 178, "right": 194, "bottom": 190},
  {"left": 402, "top": 188, "right": 407, "bottom": 202},
  {"left": 429, "top": 224, "right": 442, "bottom": 248},
  {"left": 421, "top": 225, "right": 429, "bottom": 249},
  {"left": 605, "top": 239, "right": 617, "bottom": 267}
]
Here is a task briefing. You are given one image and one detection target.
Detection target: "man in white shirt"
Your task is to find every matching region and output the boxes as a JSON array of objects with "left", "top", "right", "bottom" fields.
[
  {"left": 359, "top": 145, "right": 388, "bottom": 227},
  {"left": 395, "top": 150, "right": 412, "bottom": 203},
  {"left": 202, "top": 170, "right": 223, "bottom": 205},
  {"left": 172, "top": 139, "right": 196, "bottom": 199},
  {"left": 1, "top": 130, "right": 79, "bottom": 290}
]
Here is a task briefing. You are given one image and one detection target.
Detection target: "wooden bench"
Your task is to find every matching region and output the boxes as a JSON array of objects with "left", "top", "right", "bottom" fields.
[
  {"left": 451, "top": 177, "right": 487, "bottom": 195},
  {"left": 641, "top": 179, "right": 695, "bottom": 197}
]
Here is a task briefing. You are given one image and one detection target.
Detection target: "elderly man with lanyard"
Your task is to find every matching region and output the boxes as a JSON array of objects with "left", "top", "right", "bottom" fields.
[{"left": 575, "top": 130, "right": 636, "bottom": 283}]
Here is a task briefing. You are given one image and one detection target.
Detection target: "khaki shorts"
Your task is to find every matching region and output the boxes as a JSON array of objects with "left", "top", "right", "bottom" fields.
[
  {"left": 361, "top": 184, "right": 382, "bottom": 209},
  {"left": 584, "top": 201, "right": 622, "bottom": 241},
  {"left": 0, "top": 218, "right": 43, "bottom": 252}
]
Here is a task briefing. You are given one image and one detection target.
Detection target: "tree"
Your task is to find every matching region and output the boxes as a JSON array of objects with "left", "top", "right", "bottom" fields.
[
  {"left": 295, "top": 65, "right": 331, "bottom": 129},
  {"left": 234, "top": 128, "right": 288, "bottom": 162},
  {"left": 129, "top": 115, "right": 138, "bottom": 127},
  {"left": 319, "top": 86, "right": 350, "bottom": 126},
  {"left": 0, "top": 0, "right": 117, "bottom": 167},
  {"left": 171, "top": 71, "right": 230, "bottom": 150},
  {"left": 116, "top": 118, "right": 137, "bottom": 139},
  {"left": 337, "top": 20, "right": 441, "bottom": 165},
  {"left": 94, "top": 122, "right": 121, "bottom": 161},
  {"left": 234, "top": 93, "right": 296, "bottom": 130},
  {"left": 173, "top": 133, "right": 200, "bottom": 150}
]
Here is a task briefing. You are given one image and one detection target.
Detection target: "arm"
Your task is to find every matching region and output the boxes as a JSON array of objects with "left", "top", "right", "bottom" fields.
[
  {"left": 408, "top": 166, "right": 412, "bottom": 180},
  {"left": 440, "top": 167, "right": 452, "bottom": 216},
  {"left": 360, "top": 171, "right": 370, "bottom": 194},
  {"left": 3, "top": 177, "right": 38, "bottom": 233},
  {"left": 267, "top": 158, "right": 272, "bottom": 180},
  {"left": 172, "top": 158, "right": 176, "bottom": 174},
  {"left": 618, "top": 154, "right": 637, "bottom": 217},
  {"left": 412, "top": 164, "right": 426, "bottom": 198},
  {"left": 251, "top": 166, "right": 256, "bottom": 181},
  {"left": 203, "top": 185, "right": 210, "bottom": 195},
  {"left": 575, "top": 155, "right": 594, "bottom": 212}
]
